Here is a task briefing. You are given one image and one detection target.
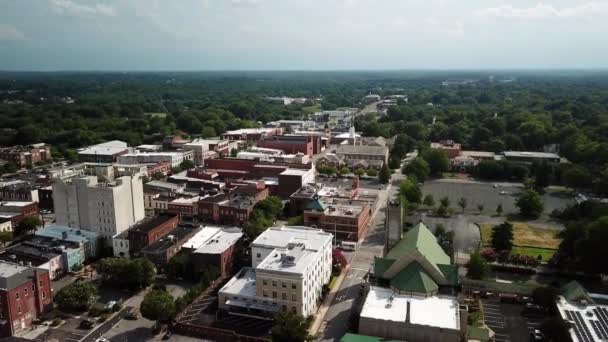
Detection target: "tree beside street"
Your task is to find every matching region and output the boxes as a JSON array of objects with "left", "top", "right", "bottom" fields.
[
  {"left": 516, "top": 189, "right": 544, "bottom": 218},
  {"left": 423, "top": 194, "right": 435, "bottom": 207},
  {"left": 14, "top": 216, "right": 41, "bottom": 237},
  {"left": 378, "top": 164, "right": 391, "bottom": 184},
  {"left": 271, "top": 311, "right": 313, "bottom": 342},
  {"left": 422, "top": 149, "right": 449, "bottom": 176},
  {"left": 457, "top": 197, "right": 467, "bottom": 213},
  {"left": 496, "top": 203, "right": 503, "bottom": 216},
  {"left": 97, "top": 257, "right": 156, "bottom": 289},
  {"left": 55, "top": 282, "right": 97, "bottom": 312},
  {"left": 140, "top": 290, "right": 175, "bottom": 325},
  {"left": 399, "top": 179, "right": 421, "bottom": 203},
  {"left": 402, "top": 157, "right": 430, "bottom": 181}
]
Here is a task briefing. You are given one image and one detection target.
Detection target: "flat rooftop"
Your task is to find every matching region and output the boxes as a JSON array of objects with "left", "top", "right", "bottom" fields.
[
  {"left": 556, "top": 296, "right": 608, "bottom": 342},
  {"left": 256, "top": 244, "right": 315, "bottom": 274},
  {"left": 252, "top": 226, "right": 332, "bottom": 252},
  {"left": 0, "top": 261, "right": 30, "bottom": 279},
  {"left": 219, "top": 267, "right": 257, "bottom": 297},
  {"left": 503, "top": 151, "right": 560, "bottom": 159},
  {"left": 361, "top": 287, "right": 460, "bottom": 330},
  {"left": 129, "top": 215, "right": 177, "bottom": 234},
  {"left": 78, "top": 141, "right": 129, "bottom": 156},
  {"left": 0, "top": 201, "right": 34, "bottom": 207},
  {"left": 190, "top": 227, "right": 243, "bottom": 254},
  {"left": 140, "top": 226, "right": 197, "bottom": 253},
  {"left": 280, "top": 169, "right": 310, "bottom": 176},
  {"left": 170, "top": 196, "right": 200, "bottom": 204},
  {"left": 224, "top": 128, "right": 276, "bottom": 135}
]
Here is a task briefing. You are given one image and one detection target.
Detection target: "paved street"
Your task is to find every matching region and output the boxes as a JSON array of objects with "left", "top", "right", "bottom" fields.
[{"left": 319, "top": 169, "right": 403, "bottom": 341}]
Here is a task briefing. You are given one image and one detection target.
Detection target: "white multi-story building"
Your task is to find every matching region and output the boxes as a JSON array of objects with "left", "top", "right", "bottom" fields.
[
  {"left": 218, "top": 226, "right": 332, "bottom": 318},
  {"left": 116, "top": 150, "right": 193, "bottom": 168},
  {"left": 52, "top": 175, "right": 145, "bottom": 241}
]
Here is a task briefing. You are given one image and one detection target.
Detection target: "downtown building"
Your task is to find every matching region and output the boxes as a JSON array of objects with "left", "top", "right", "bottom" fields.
[
  {"left": 218, "top": 226, "right": 332, "bottom": 318},
  {"left": 52, "top": 175, "right": 145, "bottom": 242}
]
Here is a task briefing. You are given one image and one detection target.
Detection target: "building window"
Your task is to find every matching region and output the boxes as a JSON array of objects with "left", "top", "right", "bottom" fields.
[
  {"left": 282, "top": 293, "right": 287, "bottom": 300},
  {"left": 263, "top": 279, "right": 267, "bottom": 285},
  {"left": 292, "top": 283, "right": 296, "bottom": 290},
  {"left": 42, "top": 292, "right": 46, "bottom": 299},
  {"left": 40, "top": 280, "right": 43, "bottom": 287},
  {"left": 262, "top": 290, "right": 268, "bottom": 297},
  {"left": 272, "top": 280, "right": 277, "bottom": 287},
  {"left": 32, "top": 284, "right": 35, "bottom": 291},
  {"left": 291, "top": 307, "right": 297, "bottom": 313},
  {"left": 24, "top": 288, "right": 28, "bottom": 296},
  {"left": 272, "top": 291, "right": 277, "bottom": 299},
  {"left": 17, "top": 306, "right": 21, "bottom": 314},
  {"left": 282, "top": 305, "right": 287, "bottom": 311},
  {"left": 15, "top": 292, "right": 19, "bottom": 300},
  {"left": 292, "top": 294, "right": 297, "bottom": 301},
  {"left": 282, "top": 281, "right": 286, "bottom": 288}
]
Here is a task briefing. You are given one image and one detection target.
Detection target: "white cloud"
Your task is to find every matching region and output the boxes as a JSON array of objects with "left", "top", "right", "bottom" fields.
[
  {"left": 49, "top": 0, "right": 116, "bottom": 17},
  {"left": 474, "top": 2, "right": 608, "bottom": 21},
  {"left": 0, "top": 24, "right": 26, "bottom": 41}
]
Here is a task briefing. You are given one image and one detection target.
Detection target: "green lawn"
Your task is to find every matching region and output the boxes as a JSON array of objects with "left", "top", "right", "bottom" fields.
[
  {"left": 479, "top": 222, "right": 560, "bottom": 261},
  {"left": 479, "top": 222, "right": 561, "bottom": 250},
  {"left": 511, "top": 246, "right": 556, "bottom": 262},
  {"left": 302, "top": 104, "right": 321, "bottom": 114}
]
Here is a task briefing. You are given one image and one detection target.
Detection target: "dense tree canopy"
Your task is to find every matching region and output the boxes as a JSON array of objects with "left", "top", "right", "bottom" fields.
[{"left": 55, "top": 282, "right": 97, "bottom": 312}]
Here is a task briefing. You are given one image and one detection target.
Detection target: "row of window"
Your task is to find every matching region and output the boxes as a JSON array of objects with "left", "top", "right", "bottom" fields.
[
  {"left": 261, "top": 279, "right": 297, "bottom": 290},
  {"left": 261, "top": 290, "right": 297, "bottom": 302}
]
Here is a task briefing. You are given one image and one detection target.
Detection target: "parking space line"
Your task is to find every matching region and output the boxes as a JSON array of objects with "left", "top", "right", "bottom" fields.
[
  {"left": 483, "top": 311, "right": 501, "bottom": 315},
  {"left": 495, "top": 333, "right": 509, "bottom": 338}
]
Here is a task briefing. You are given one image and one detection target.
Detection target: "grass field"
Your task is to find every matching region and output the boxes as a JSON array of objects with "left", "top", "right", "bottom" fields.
[
  {"left": 302, "top": 104, "right": 321, "bottom": 114},
  {"left": 480, "top": 222, "right": 561, "bottom": 259},
  {"left": 511, "top": 246, "right": 556, "bottom": 261},
  {"left": 144, "top": 112, "right": 167, "bottom": 118},
  {"left": 480, "top": 222, "right": 561, "bottom": 249}
]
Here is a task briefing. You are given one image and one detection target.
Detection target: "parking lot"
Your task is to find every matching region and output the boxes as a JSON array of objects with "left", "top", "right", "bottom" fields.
[
  {"left": 421, "top": 179, "right": 573, "bottom": 218},
  {"left": 481, "top": 299, "right": 544, "bottom": 342}
]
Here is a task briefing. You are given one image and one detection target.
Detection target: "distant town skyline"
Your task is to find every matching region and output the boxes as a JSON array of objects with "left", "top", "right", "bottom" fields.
[{"left": 1, "top": 0, "right": 607, "bottom": 71}]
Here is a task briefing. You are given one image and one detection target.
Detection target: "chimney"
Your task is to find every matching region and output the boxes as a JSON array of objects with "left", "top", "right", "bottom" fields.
[{"left": 406, "top": 301, "right": 411, "bottom": 323}]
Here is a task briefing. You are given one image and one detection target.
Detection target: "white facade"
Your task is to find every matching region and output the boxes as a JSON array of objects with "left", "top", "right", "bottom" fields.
[
  {"left": 219, "top": 226, "right": 332, "bottom": 317},
  {"left": 0, "top": 220, "right": 11, "bottom": 232},
  {"left": 117, "top": 151, "right": 193, "bottom": 168},
  {"left": 52, "top": 175, "right": 145, "bottom": 241},
  {"left": 112, "top": 234, "right": 130, "bottom": 258}
]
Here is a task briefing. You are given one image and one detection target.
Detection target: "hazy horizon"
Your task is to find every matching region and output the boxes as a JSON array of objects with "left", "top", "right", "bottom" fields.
[{"left": 2, "top": 0, "right": 608, "bottom": 71}]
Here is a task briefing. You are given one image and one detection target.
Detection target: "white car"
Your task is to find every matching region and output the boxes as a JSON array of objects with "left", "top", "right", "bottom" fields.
[
  {"left": 499, "top": 191, "right": 508, "bottom": 195},
  {"left": 95, "top": 338, "right": 110, "bottom": 342},
  {"left": 493, "top": 184, "right": 499, "bottom": 188},
  {"left": 105, "top": 300, "right": 117, "bottom": 309}
]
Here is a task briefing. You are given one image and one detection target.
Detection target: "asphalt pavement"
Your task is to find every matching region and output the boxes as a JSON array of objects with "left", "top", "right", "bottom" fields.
[{"left": 319, "top": 169, "right": 403, "bottom": 341}]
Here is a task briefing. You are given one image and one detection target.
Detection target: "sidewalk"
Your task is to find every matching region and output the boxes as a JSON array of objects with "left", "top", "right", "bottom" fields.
[{"left": 309, "top": 264, "right": 351, "bottom": 337}]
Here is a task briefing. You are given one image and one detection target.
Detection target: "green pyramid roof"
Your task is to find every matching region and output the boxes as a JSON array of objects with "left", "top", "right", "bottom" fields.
[
  {"left": 373, "top": 257, "right": 395, "bottom": 277},
  {"left": 390, "top": 261, "right": 438, "bottom": 294},
  {"left": 307, "top": 197, "right": 326, "bottom": 211},
  {"left": 385, "top": 221, "right": 450, "bottom": 268}
]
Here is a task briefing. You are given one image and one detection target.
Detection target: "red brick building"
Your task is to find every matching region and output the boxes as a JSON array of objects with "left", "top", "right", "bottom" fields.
[
  {"left": 198, "top": 184, "right": 269, "bottom": 226},
  {"left": 303, "top": 197, "right": 371, "bottom": 242},
  {"left": 182, "top": 227, "right": 243, "bottom": 277},
  {"left": 221, "top": 128, "right": 282, "bottom": 142},
  {"left": 256, "top": 135, "right": 314, "bottom": 156},
  {"left": 127, "top": 214, "right": 180, "bottom": 253},
  {"left": 430, "top": 140, "right": 462, "bottom": 159},
  {"left": 0, "top": 202, "right": 39, "bottom": 228},
  {"left": 167, "top": 197, "right": 199, "bottom": 218},
  {"left": 0, "top": 262, "right": 52, "bottom": 337},
  {"left": 0, "top": 144, "right": 51, "bottom": 168}
]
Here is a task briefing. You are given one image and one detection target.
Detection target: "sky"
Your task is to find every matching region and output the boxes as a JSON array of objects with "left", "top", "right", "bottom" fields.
[{"left": 0, "top": 0, "right": 607, "bottom": 70}]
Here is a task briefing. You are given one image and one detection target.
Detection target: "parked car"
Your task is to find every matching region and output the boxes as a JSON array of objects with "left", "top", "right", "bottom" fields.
[
  {"left": 105, "top": 300, "right": 117, "bottom": 309},
  {"left": 95, "top": 338, "right": 110, "bottom": 342},
  {"left": 493, "top": 183, "right": 499, "bottom": 188},
  {"left": 530, "top": 329, "right": 544, "bottom": 341},
  {"left": 79, "top": 319, "right": 95, "bottom": 329},
  {"left": 499, "top": 191, "right": 509, "bottom": 195}
]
